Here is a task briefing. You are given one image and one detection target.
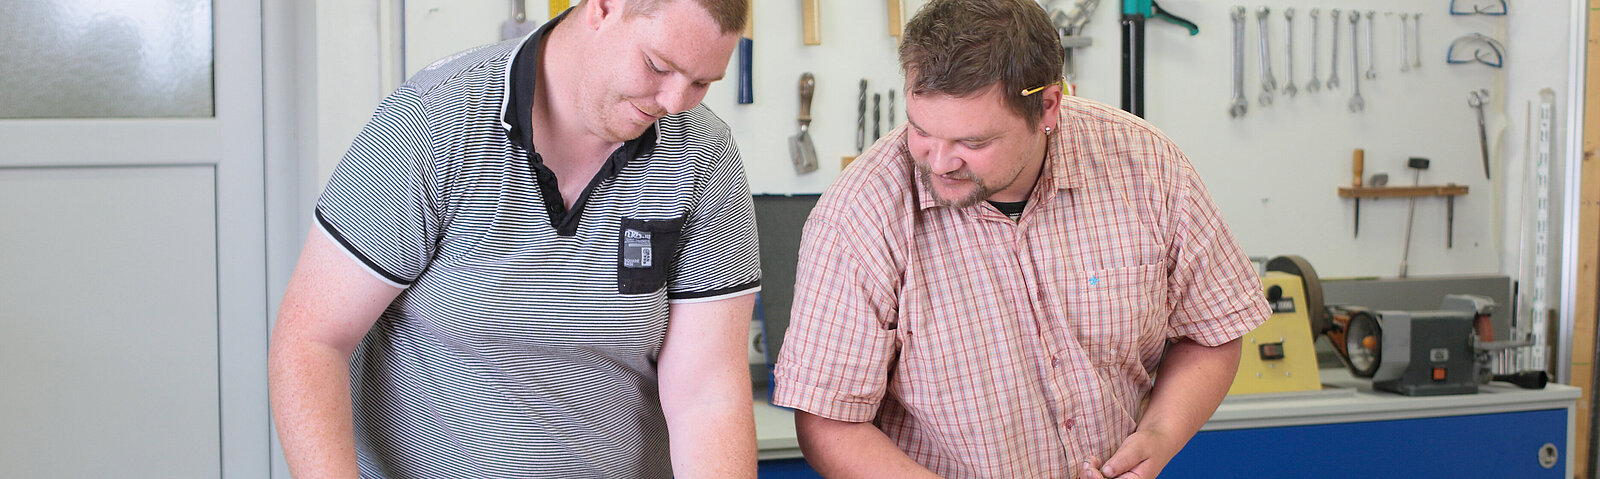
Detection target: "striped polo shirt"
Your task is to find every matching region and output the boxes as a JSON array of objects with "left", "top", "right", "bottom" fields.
[{"left": 315, "top": 14, "right": 762, "bottom": 478}]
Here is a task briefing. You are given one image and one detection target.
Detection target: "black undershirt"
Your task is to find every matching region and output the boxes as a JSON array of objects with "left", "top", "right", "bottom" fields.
[{"left": 988, "top": 199, "right": 1027, "bottom": 221}]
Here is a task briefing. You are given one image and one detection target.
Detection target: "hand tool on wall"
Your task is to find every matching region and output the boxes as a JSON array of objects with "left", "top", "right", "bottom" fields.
[
  {"left": 888, "top": 90, "right": 896, "bottom": 127},
  {"left": 737, "top": 7, "right": 754, "bottom": 104},
  {"left": 1412, "top": 14, "right": 1423, "bottom": 68},
  {"left": 1120, "top": 0, "right": 1197, "bottom": 117},
  {"left": 855, "top": 80, "right": 867, "bottom": 153},
  {"left": 1399, "top": 157, "right": 1429, "bottom": 278},
  {"left": 502, "top": 0, "right": 538, "bottom": 41},
  {"left": 801, "top": 0, "right": 821, "bottom": 45},
  {"left": 1469, "top": 89, "right": 1491, "bottom": 179},
  {"left": 1282, "top": 8, "right": 1297, "bottom": 98},
  {"left": 1352, "top": 148, "right": 1363, "bottom": 237},
  {"left": 1306, "top": 9, "right": 1321, "bottom": 93},
  {"left": 1255, "top": 7, "right": 1275, "bottom": 107},
  {"left": 1327, "top": 9, "right": 1341, "bottom": 90},
  {"left": 872, "top": 93, "right": 882, "bottom": 142},
  {"left": 789, "top": 73, "right": 819, "bottom": 174},
  {"left": 1347, "top": 12, "right": 1363, "bottom": 113},
  {"left": 1399, "top": 13, "right": 1412, "bottom": 73},
  {"left": 1446, "top": 182, "right": 1457, "bottom": 248},
  {"left": 1363, "top": 11, "right": 1377, "bottom": 80},
  {"left": 1227, "top": 7, "right": 1247, "bottom": 118}
]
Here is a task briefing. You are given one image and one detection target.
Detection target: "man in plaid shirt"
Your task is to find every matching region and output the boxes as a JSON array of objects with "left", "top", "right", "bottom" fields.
[{"left": 771, "top": 1, "right": 1270, "bottom": 477}]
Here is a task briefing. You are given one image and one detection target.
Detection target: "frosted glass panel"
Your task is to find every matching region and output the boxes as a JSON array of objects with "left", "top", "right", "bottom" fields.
[{"left": 0, "top": 0, "right": 213, "bottom": 118}]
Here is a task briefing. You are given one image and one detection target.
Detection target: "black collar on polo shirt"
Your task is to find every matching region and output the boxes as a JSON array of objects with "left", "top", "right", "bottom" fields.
[{"left": 502, "top": 8, "right": 660, "bottom": 236}]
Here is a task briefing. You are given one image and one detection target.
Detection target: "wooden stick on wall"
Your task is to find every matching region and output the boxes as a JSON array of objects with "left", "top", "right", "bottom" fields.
[
  {"left": 888, "top": 0, "right": 903, "bottom": 37},
  {"left": 802, "top": 0, "right": 821, "bottom": 45},
  {"left": 1572, "top": 4, "right": 1600, "bottom": 478}
]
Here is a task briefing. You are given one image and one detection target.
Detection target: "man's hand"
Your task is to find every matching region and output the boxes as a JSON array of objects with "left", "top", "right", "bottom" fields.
[
  {"left": 1083, "top": 337, "right": 1243, "bottom": 479},
  {"left": 1079, "top": 426, "right": 1183, "bottom": 479}
]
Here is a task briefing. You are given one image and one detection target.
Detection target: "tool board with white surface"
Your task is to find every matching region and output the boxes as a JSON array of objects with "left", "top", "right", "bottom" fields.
[{"left": 390, "top": 0, "right": 1580, "bottom": 282}]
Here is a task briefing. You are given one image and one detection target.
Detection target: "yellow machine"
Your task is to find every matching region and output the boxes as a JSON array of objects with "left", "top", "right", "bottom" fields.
[{"left": 1226, "top": 256, "right": 1324, "bottom": 396}]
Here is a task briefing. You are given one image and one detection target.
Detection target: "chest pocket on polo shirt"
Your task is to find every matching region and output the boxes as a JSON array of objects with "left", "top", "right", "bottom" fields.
[
  {"left": 1062, "top": 264, "right": 1165, "bottom": 367},
  {"left": 617, "top": 216, "right": 686, "bottom": 294}
]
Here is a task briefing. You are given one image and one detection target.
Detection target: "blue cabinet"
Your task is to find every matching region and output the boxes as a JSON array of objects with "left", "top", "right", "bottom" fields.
[{"left": 1167, "top": 409, "right": 1567, "bottom": 478}]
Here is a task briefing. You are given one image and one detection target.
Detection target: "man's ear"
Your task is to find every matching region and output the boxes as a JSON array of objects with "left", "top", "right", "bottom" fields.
[
  {"left": 1038, "top": 84, "right": 1063, "bottom": 132},
  {"left": 581, "top": 0, "right": 625, "bottom": 30}
]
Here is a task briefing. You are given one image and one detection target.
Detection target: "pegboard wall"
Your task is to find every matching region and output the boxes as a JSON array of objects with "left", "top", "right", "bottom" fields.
[{"left": 391, "top": 0, "right": 1578, "bottom": 280}]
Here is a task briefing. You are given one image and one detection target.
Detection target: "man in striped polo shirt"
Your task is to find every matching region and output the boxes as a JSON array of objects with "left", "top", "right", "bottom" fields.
[
  {"left": 269, "top": 0, "right": 760, "bottom": 477},
  {"left": 773, "top": 1, "right": 1270, "bottom": 478}
]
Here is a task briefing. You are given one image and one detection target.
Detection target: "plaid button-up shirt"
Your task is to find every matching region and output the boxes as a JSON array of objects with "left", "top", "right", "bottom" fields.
[{"left": 773, "top": 97, "right": 1270, "bottom": 478}]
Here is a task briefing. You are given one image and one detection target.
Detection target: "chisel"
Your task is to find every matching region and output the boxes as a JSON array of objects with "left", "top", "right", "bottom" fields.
[{"left": 1352, "top": 148, "right": 1363, "bottom": 237}]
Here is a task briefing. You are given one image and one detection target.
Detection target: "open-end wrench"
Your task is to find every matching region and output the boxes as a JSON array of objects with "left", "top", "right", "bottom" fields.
[
  {"left": 1412, "top": 13, "right": 1423, "bottom": 68},
  {"left": 1283, "top": 8, "right": 1297, "bottom": 97},
  {"left": 1307, "top": 9, "right": 1321, "bottom": 92},
  {"left": 1348, "top": 12, "right": 1364, "bottom": 112},
  {"left": 1470, "top": 89, "right": 1491, "bottom": 179},
  {"left": 1399, "top": 13, "right": 1412, "bottom": 72},
  {"left": 1229, "top": 6, "right": 1248, "bottom": 118},
  {"left": 1257, "top": 7, "right": 1275, "bottom": 106},
  {"left": 1364, "top": 11, "right": 1377, "bottom": 80},
  {"left": 1327, "top": 9, "right": 1341, "bottom": 89}
]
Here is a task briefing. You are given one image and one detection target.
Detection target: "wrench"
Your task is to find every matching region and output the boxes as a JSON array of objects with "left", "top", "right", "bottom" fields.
[
  {"left": 1229, "top": 6, "right": 1248, "bottom": 118},
  {"left": 1307, "top": 9, "right": 1321, "bottom": 92},
  {"left": 1257, "top": 7, "right": 1275, "bottom": 106},
  {"left": 1470, "top": 89, "right": 1491, "bottom": 179},
  {"left": 1400, "top": 13, "right": 1411, "bottom": 72},
  {"left": 1364, "top": 11, "right": 1377, "bottom": 80},
  {"left": 1327, "top": 9, "right": 1341, "bottom": 89},
  {"left": 1348, "top": 12, "right": 1364, "bottom": 112},
  {"left": 1283, "top": 8, "right": 1297, "bottom": 97},
  {"left": 1413, "top": 13, "right": 1423, "bottom": 68}
]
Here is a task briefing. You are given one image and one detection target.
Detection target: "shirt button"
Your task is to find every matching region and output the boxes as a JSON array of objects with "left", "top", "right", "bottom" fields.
[
  {"left": 1051, "top": 356, "right": 1061, "bottom": 368},
  {"left": 1064, "top": 418, "right": 1075, "bottom": 429}
]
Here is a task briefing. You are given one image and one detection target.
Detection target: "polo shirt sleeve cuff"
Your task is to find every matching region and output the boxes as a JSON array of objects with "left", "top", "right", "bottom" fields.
[
  {"left": 1173, "top": 299, "right": 1271, "bottom": 347},
  {"left": 316, "top": 210, "right": 413, "bottom": 289},
  {"left": 770, "top": 378, "right": 881, "bottom": 423},
  {"left": 666, "top": 280, "right": 760, "bottom": 304}
]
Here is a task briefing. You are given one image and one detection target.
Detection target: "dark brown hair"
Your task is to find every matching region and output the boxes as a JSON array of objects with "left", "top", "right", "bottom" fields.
[
  {"left": 898, "top": 0, "right": 1064, "bottom": 121},
  {"left": 622, "top": 0, "right": 748, "bottom": 35}
]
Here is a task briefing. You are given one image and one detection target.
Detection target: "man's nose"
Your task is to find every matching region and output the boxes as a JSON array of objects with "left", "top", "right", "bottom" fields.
[
  {"left": 656, "top": 80, "right": 701, "bottom": 115},
  {"left": 926, "top": 142, "right": 964, "bottom": 175}
]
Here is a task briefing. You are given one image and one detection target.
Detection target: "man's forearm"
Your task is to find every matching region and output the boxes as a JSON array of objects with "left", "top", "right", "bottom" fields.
[
  {"left": 795, "top": 411, "right": 941, "bottom": 479},
  {"left": 663, "top": 395, "right": 758, "bottom": 478},
  {"left": 1137, "top": 338, "right": 1242, "bottom": 443},
  {"left": 268, "top": 339, "right": 361, "bottom": 479}
]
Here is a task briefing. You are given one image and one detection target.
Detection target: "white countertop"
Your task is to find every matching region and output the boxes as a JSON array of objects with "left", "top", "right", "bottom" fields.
[{"left": 752, "top": 368, "right": 1580, "bottom": 459}]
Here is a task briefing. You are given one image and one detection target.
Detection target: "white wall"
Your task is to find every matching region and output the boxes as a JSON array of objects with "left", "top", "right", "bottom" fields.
[{"left": 303, "top": 0, "right": 1583, "bottom": 282}]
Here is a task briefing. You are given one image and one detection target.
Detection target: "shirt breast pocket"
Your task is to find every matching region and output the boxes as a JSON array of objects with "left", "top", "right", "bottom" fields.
[
  {"left": 1062, "top": 264, "right": 1164, "bottom": 367},
  {"left": 617, "top": 216, "right": 686, "bottom": 295}
]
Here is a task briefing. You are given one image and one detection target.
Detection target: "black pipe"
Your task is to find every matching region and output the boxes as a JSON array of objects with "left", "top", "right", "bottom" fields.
[{"left": 1120, "top": 14, "right": 1145, "bottom": 117}]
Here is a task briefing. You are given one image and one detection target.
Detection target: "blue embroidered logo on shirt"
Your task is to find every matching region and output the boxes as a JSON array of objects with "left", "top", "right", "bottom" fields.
[{"left": 1088, "top": 276, "right": 1099, "bottom": 286}]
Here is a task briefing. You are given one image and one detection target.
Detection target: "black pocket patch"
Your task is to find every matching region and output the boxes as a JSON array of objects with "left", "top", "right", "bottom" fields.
[{"left": 618, "top": 216, "right": 686, "bottom": 294}]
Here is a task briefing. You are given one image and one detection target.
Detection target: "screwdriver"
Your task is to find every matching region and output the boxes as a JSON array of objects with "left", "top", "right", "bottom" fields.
[
  {"left": 1399, "top": 157, "right": 1429, "bottom": 278},
  {"left": 1352, "top": 149, "right": 1363, "bottom": 237},
  {"left": 1446, "top": 182, "right": 1456, "bottom": 248}
]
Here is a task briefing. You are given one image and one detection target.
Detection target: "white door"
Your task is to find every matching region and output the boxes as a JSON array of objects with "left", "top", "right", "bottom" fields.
[{"left": 0, "top": 1, "right": 268, "bottom": 478}]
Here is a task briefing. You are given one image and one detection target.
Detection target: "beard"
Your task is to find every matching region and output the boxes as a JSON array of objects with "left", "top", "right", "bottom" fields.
[{"left": 914, "top": 161, "right": 997, "bottom": 209}]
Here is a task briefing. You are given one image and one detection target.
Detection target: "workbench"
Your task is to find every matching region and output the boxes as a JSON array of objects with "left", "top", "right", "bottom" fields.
[{"left": 752, "top": 368, "right": 1579, "bottom": 478}]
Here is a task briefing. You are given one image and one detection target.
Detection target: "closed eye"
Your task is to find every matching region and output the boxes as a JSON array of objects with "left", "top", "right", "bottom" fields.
[{"left": 646, "top": 57, "right": 668, "bottom": 74}]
